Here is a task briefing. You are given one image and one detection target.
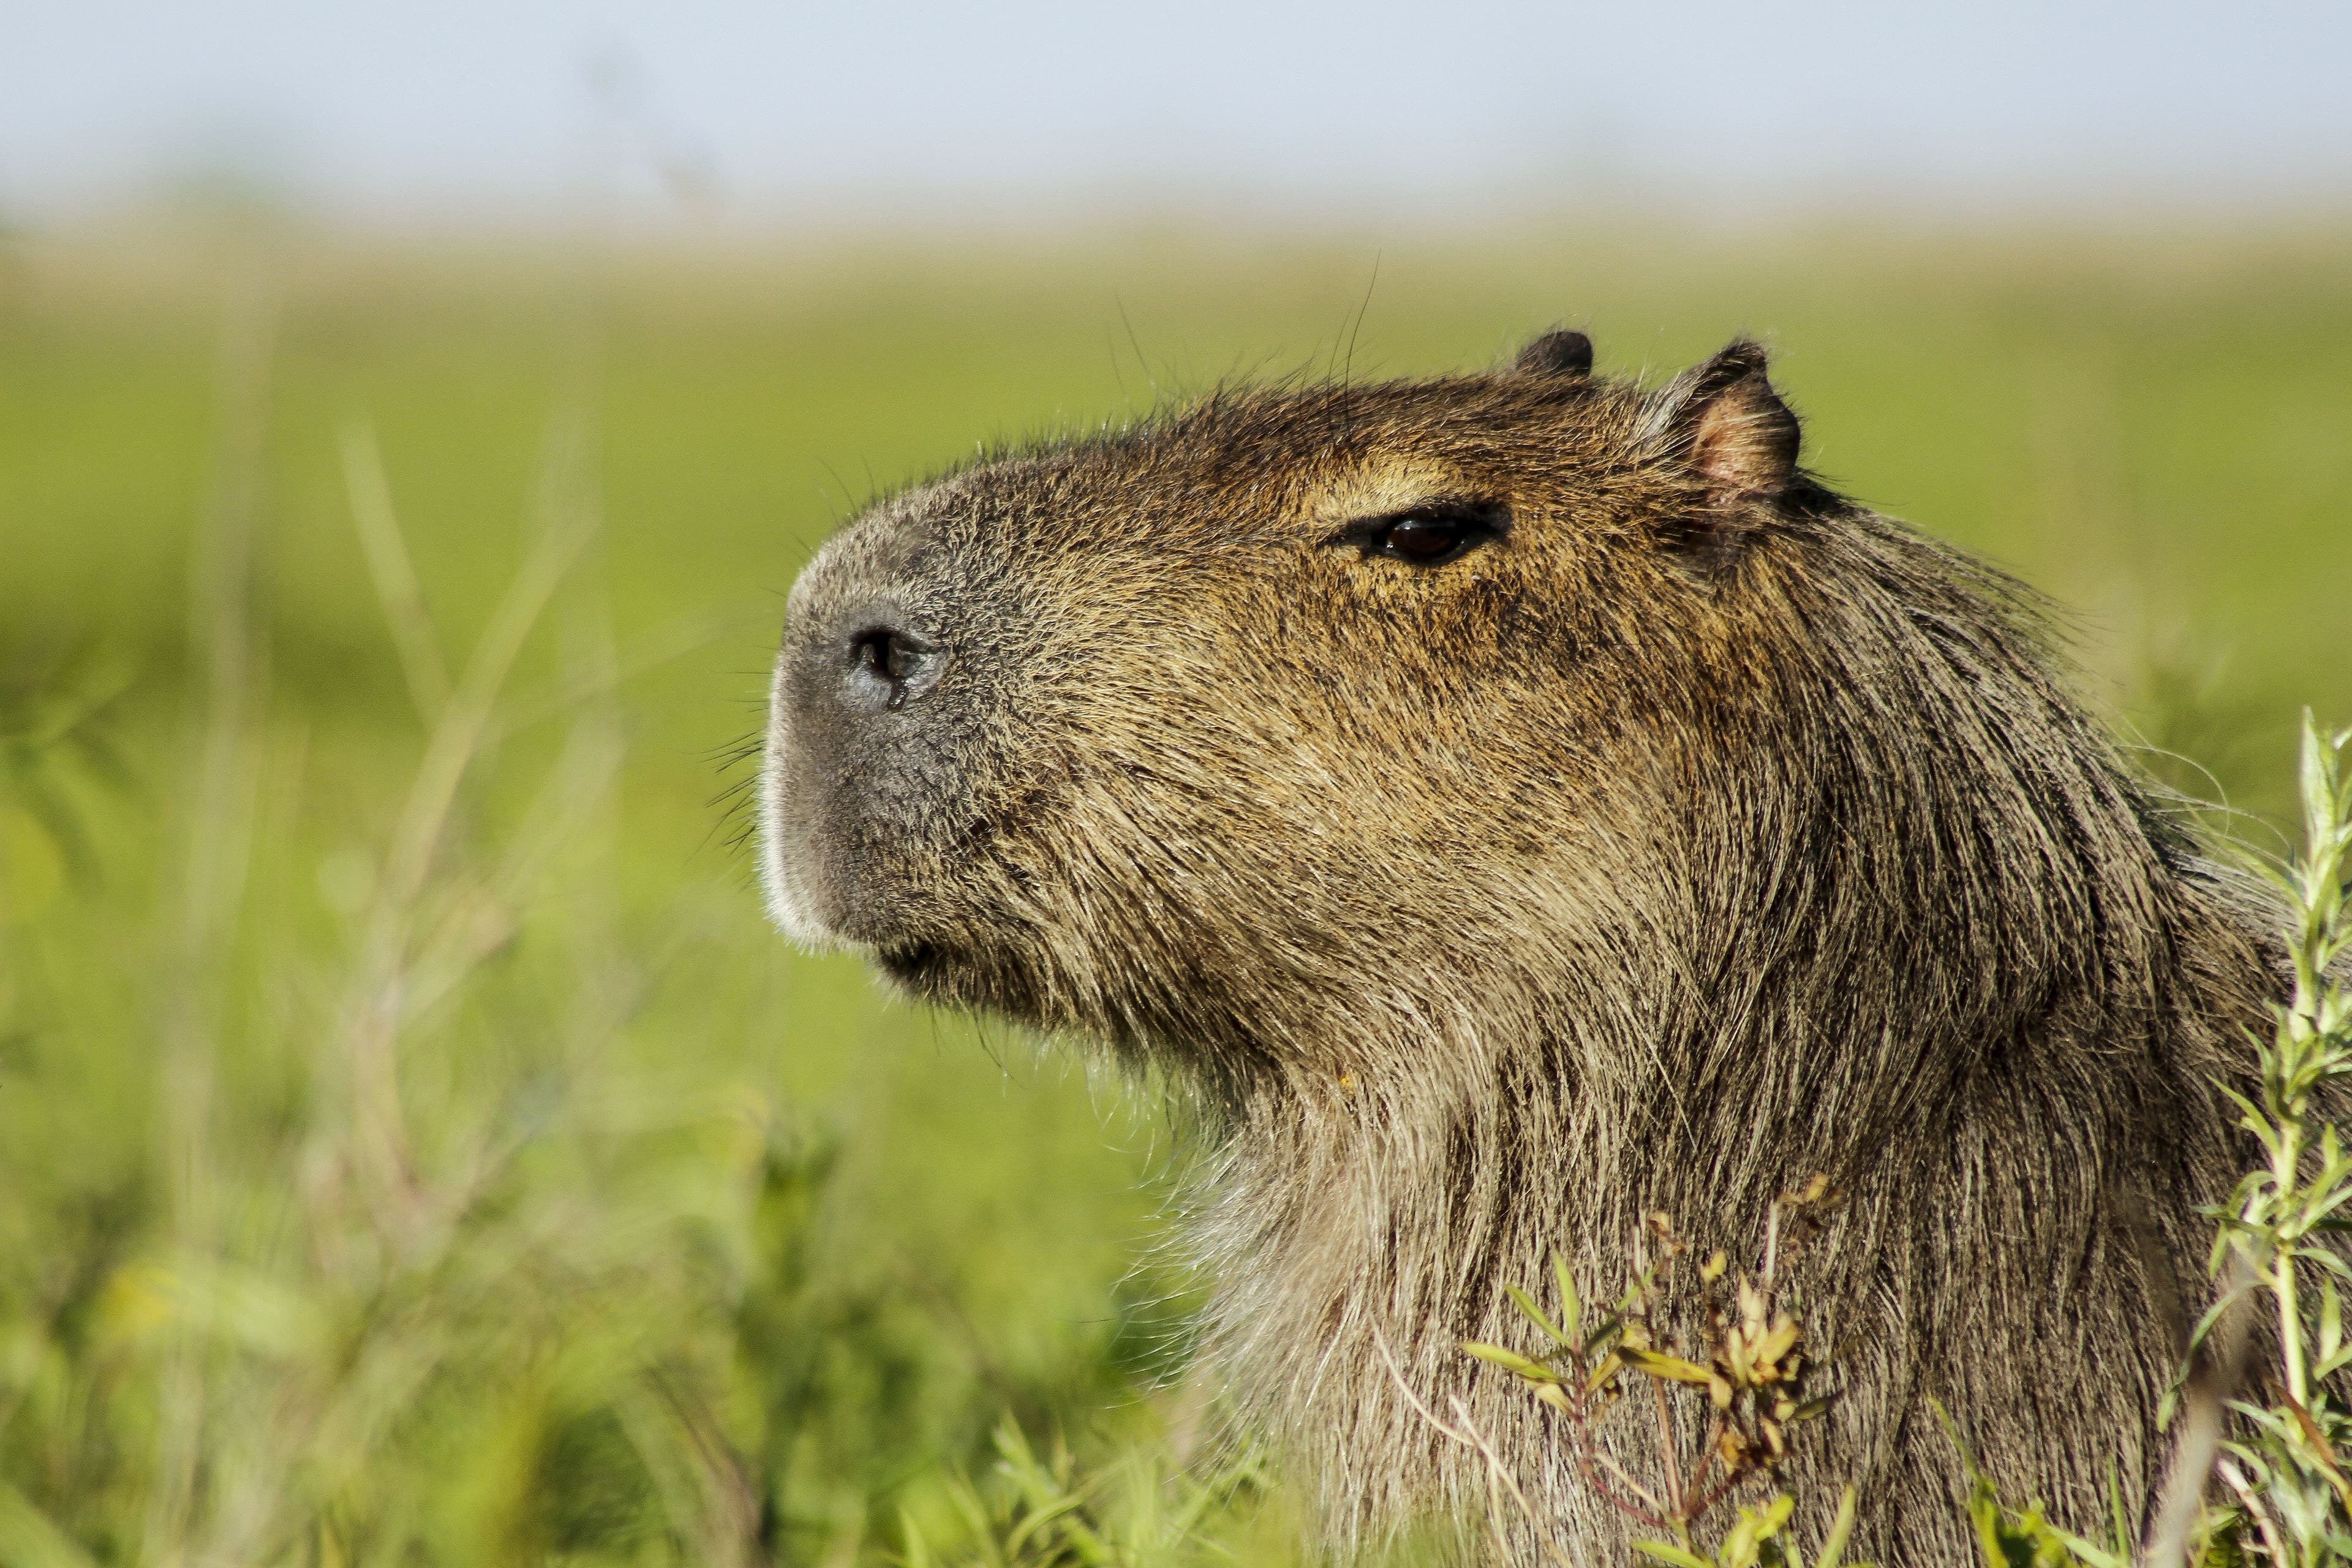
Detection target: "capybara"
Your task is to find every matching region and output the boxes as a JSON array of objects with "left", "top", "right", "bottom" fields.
[{"left": 760, "top": 330, "right": 2282, "bottom": 1562}]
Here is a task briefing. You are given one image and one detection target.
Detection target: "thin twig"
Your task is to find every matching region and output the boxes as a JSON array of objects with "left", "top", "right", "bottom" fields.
[
  {"left": 1685, "top": 1412, "right": 1726, "bottom": 1501},
  {"left": 2215, "top": 1457, "right": 2286, "bottom": 1566},
  {"left": 1444, "top": 1395, "right": 1580, "bottom": 1568},
  {"left": 2143, "top": 1259, "right": 2256, "bottom": 1568},
  {"left": 1374, "top": 1329, "right": 1593, "bottom": 1560},
  {"left": 1446, "top": 1396, "right": 1544, "bottom": 1542},
  {"left": 484, "top": 610, "right": 731, "bottom": 744},
  {"left": 1687, "top": 1466, "right": 1750, "bottom": 1523},
  {"left": 1652, "top": 1373, "right": 1686, "bottom": 1518},
  {"left": 340, "top": 420, "right": 453, "bottom": 725},
  {"left": 1370, "top": 1324, "right": 1472, "bottom": 1449},
  {"left": 1590, "top": 1451, "right": 1671, "bottom": 1521},
  {"left": 336, "top": 407, "right": 599, "bottom": 1224},
  {"left": 147, "top": 258, "right": 277, "bottom": 1568}
]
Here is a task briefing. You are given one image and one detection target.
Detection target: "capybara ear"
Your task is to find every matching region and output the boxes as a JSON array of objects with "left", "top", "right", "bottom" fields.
[
  {"left": 1656, "top": 339, "right": 1801, "bottom": 503},
  {"left": 1512, "top": 328, "right": 1594, "bottom": 379}
]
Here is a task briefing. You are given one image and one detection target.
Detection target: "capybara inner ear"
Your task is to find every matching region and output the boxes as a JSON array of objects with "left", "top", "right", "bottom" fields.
[
  {"left": 1669, "top": 339, "right": 1801, "bottom": 503},
  {"left": 1512, "top": 328, "right": 1594, "bottom": 379}
]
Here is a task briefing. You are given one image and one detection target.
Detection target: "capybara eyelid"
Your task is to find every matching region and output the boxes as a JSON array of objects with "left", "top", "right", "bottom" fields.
[{"left": 1322, "top": 500, "right": 1506, "bottom": 563}]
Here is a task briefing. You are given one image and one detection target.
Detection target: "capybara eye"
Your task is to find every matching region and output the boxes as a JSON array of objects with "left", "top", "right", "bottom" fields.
[
  {"left": 1331, "top": 502, "right": 1504, "bottom": 567},
  {"left": 1382, "top": 514, "right": 1466, "bottom": 561}
]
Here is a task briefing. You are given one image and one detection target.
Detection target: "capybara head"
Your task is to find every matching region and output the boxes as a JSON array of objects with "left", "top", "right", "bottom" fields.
[
  {"left": 760, "top": 328, "right": 2279, "bottom": 1562},
  {"left": 763, "top": 333, "right": 1825, "bottom": 1095}
]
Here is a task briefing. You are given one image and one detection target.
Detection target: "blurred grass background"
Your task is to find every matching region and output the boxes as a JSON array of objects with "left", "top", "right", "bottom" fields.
[{"left": 1, "top": 216, "right": 2348, "bottom": 1566}]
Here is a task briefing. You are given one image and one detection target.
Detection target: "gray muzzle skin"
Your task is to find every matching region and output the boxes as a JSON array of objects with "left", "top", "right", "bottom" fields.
[{"left": 758, "top": 500, "right": 1012, "bottom": 959}]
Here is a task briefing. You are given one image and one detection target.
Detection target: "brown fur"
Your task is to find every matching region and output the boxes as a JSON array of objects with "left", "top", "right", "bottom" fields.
[{"left": 758, "top": 333, "right": 2285, "bottom": 1562}]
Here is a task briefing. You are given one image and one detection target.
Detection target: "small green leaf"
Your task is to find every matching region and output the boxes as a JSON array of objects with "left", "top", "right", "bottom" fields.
[
  {"left": 2302, "top": 710, "right": 2333, "bottom": 851},
  {"left": 1504, "top": 1283, "right": 1574, "bottom": 1350},
  {"left": 898, "top": 1509, "right": 933, "bottom": 1568},
  {"left": 1553, "top": 1250, "right": 1583, "bottom": 1342},
  {"left": 2298, "top": 1248, "right": 2352, "bottom": 1287},
  {"left": 1461, "top": 1341, "right": 1561, "bottom": 1383},
  {"left": 1722, "top": 1495, "right": 1798, "bottom": 1568},
  {"left": 2185, "top": 1280, "right": 2256, "bottom": 1354},
  {"left": 1815, "top": 1487, "right": 1860, "bottom": 1568},
  {"left": 1632, "top": 1542, "right": 1715, "bottom": 1568},
  {"left": 1620, "top": 1345, "right": 1715, "bottom": 1385}
]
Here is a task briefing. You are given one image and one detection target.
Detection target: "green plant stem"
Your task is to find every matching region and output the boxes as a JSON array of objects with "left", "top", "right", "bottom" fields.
[{"left": 2278, "top": 1109, "right": 2311, "bottom": 1410}]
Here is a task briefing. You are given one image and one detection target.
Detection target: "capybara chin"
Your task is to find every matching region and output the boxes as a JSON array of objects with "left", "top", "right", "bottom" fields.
[{"left": 757, "top": 329, "right": 2283, "bottom": 1562}]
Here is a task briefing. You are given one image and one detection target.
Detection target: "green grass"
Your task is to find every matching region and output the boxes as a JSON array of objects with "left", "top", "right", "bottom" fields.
[{"left": 0, "top": 216, "right": 2347, "bottom": 1566}]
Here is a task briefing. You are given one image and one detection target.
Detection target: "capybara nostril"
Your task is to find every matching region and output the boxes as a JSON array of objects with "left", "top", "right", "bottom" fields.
[{"left": 841, "top": 622, "right": 943, "bottom": 714}]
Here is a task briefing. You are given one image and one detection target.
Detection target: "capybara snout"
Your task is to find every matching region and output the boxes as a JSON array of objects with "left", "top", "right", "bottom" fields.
[{"left": 761, "top": 499, "right": 978, "bottom": 951}]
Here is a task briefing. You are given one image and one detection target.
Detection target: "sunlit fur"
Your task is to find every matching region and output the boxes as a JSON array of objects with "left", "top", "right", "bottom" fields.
[{"left": 761, "top": 338, "right": 2285, "bottom": 1563}]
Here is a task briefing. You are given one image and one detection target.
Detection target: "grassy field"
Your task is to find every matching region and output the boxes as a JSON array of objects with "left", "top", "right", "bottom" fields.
[{"left": 1, "top": 215, "right": 2348, "bottom": 1566}]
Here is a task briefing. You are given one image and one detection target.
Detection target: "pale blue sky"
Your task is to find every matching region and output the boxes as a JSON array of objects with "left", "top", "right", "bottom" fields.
[{"left": 5, "top": 1, "right": 2348, "bottom": 221}]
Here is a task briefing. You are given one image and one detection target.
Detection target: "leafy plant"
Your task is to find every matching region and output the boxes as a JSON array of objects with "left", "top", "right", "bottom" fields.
[
  {"left": 2172, "top": 714, "right": 2352, "bottom": 1567},
  {"left": 1944, "top": 1405, "right": 2158, "bottom": 1568},
  {"left": 1964, "top": 714, "right": 2352, "bottom": 1568},
  {"left": 897, "top": 1420, "right": 1267, "bottom": 1568},
  {"left": 1447, "top": 1180, "right": 1863, "bottom": 1566},
  {"left": 0, "top": 649, "right": 134, "bottom": 921}
]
